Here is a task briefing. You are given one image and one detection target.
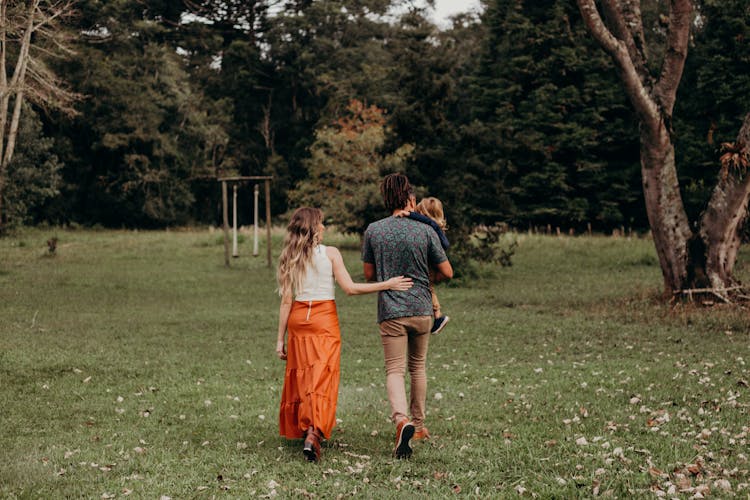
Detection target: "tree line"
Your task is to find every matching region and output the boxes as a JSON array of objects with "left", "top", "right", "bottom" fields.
[{"left": 1, "top": 0, "right": 748, "bottom": 241}]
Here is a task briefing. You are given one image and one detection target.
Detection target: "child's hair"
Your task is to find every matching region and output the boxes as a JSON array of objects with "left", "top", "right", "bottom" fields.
[
  {"left": 416, "top": 197, "right": 446, "bottom": 230},
  {"left": 277, "top": 207, "right": 324, "bottom": 297}
]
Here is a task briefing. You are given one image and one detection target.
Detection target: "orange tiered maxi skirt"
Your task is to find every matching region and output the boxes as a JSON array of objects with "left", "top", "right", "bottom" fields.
[{"left": 279, "top": 300, "right": 341, "bottom": 440}]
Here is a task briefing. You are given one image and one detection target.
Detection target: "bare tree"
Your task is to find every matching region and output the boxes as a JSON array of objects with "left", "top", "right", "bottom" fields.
[
  {"left": 0, "top": 0, "right": 78, "bottom": 232},
  {"left": 576, "top": 0, "right": 750, "bottom": 299}
]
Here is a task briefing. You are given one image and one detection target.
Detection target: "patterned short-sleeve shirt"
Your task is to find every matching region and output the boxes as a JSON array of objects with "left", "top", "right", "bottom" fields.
[{"left": 362, "top": 216, "right": 448, "bottom": 323}]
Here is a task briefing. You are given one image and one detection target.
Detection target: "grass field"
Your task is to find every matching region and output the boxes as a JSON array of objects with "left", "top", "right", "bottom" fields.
[{"left": 1, "top": 228, "right": 750, "bottom": 498}]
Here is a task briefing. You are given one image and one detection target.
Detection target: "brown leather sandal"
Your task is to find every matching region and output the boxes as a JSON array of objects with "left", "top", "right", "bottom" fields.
[{"left": 303, "top": 428, "right": 322, "bottom": 462}]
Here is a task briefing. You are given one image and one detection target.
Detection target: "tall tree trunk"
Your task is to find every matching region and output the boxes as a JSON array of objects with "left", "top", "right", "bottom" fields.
[
  {"left": 577, "top": 0, "right": 695, "bottom": 295},
  {"left": 578, "top": 0, "right": 750, "bottom": 298},
  {"left": 698, "top": 113, "right": 750, "bottom": 291},
  {"left": 0, "top": 0, "right": 9, "bottom": 230},
  {"left": 640, "top": 124, "right": 693, "bottom": 293}
]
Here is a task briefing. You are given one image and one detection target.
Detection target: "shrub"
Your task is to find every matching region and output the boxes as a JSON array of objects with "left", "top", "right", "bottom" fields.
[{"left": 448, "top": 223, "right": 517, "bottom": 282}]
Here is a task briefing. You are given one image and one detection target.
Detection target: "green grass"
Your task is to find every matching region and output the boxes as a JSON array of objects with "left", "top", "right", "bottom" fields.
[{"left": 1, "top": 228, "right": 749, "bottom": 498}]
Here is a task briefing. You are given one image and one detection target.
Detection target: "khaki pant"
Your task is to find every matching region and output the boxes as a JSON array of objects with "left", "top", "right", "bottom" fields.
[{"left": 379, "top": 316, "right": 432, "bottom": 429}]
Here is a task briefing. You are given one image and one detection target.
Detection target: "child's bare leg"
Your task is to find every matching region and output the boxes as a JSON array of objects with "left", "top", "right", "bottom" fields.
[
  {"left": 429, "top": 278, "right": 442, "bottom": 318},
  {"left": 429, "top": 278, "right": 449, "bottom": 334},
  {"left": 428, "top": 269, "right": 443, "bottom": 318},
  {"left": 431, "top": 288, "right": 442, "bottom": 318}
]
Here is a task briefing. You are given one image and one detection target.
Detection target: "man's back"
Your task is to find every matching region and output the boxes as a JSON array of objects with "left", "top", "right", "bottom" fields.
[{"left": 362, "top": 216, "right": 447, "bottom": 322}]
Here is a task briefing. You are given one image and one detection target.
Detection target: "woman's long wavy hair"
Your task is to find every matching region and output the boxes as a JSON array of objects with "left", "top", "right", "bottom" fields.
[{"left": 277, "top": 207, "right": 324, "bottom": 298}]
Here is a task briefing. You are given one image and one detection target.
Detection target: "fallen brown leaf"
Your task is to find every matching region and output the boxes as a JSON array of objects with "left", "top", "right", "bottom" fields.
[
  {"left": 687, "top": 463, "right": 703, "bottom": 475},
  {"left": 648, "top": 467, "right": 665, "bottom": 479}
]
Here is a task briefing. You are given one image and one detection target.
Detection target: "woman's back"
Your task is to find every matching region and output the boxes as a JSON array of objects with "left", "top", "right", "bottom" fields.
[{"left": 295, "top": 244, "right": 335, "bottom": 301}]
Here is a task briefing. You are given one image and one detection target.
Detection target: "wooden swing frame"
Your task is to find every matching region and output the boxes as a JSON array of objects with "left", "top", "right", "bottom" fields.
[{"left": 218, "top": 176, "right": 273, "bottom": 268}]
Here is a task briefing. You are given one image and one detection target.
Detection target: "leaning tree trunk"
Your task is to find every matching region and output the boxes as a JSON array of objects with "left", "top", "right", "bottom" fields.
[
  {"left": 577, "top": 0, "right": 696, "bottom": 295},
  {"left": 0, "top": 0, "right": 77, "bottom": 234},
  {"left": 0, "top": 0, "right": 37, "bottom": 233},
  {"left": 698, "top": 113, "right": 750, "bottom": 291}
]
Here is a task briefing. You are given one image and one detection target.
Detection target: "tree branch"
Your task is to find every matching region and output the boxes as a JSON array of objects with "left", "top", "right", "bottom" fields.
[
  {"left": 654, "top": 0, "right": 693, "bottom": 115},
  {"left": 622, "top": 0, "right": 649, "bottom": 60},
  {"left": 600, "top": 0, "right": 650, "bottom": 86},
  {"left": 575, "top": 0, "right": 658, "bottom": 128},
  {"left": 32, "top": 0, "right": 75, "bottom": 31},
  {"left": 0, "top": 0, "right": 8, "bottom": 163},
  {"left": 3, "top": 0, "right": 38, "bottom": 101},
  {"left": 25, "top": 58, "right": 80, "bottom": 114}
]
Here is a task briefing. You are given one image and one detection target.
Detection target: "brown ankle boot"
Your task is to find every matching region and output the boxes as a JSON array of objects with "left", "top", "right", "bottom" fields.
[{"left": 303, "top": 428, "right": 321, "bottom": 462}]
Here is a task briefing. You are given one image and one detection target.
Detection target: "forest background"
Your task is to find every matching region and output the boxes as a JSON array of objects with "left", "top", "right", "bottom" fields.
[{"left": 3, "top": 0, "right": 749, "bottom": 238}]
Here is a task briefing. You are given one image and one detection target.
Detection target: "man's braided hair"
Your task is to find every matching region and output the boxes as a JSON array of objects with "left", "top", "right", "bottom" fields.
[{"left": 380, "top": 173, "right": 412, "bottom": 212}]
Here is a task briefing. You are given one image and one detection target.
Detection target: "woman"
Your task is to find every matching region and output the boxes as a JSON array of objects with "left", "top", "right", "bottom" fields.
[{"left": 276, "top": 207, "right": 413, "bottom": 462}]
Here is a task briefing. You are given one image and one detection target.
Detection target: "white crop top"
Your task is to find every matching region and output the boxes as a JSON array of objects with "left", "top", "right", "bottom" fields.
[{"left": 295, "top": 245, "right": 336, "bottom": 301}]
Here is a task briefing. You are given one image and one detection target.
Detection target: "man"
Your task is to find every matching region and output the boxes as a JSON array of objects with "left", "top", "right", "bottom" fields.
[{"left": 362, "top": 173, "right": 453, "bottom": 459}]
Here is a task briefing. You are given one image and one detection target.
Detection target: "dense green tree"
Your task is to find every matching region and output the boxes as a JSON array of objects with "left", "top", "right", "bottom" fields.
[
  {"left": 0, "top": 0, "right": 77, "bottom": 232},
  {"left": 51, "top": 0, "right": 226, "bottom": 226},
  {"left": 3, "top": 107, "right": 63, "bottom": 227},
  {"left": 470, "top": 0, "right": 642, "bottom": 231},
  {"left": 12, "top": 0, "right": 749, "bottom": 244},
  {"left": 264, "top": 0, "right": 395, "bottom": 205},
  {"left": 175, "top": 1, "right": 282, "bottom": 222},
  {"left": 382, "top": 8, "right": 497, "bottom": 228},
  {"left": 289, "top": 101, "right": 413, "bottom": 233}
]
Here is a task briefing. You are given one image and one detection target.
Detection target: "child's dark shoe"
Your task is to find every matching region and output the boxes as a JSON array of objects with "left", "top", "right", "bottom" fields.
[{"left": 431, "top": 315, "right": 449, "bottom": 334}]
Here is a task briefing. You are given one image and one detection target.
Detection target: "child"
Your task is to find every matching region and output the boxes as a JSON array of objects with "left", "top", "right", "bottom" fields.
[{"left": 407, "top": 196, "right": 450, "bottom": 334}]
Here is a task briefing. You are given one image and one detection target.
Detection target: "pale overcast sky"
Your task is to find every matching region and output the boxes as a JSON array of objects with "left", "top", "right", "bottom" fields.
[{"left": 430, "top": 0, "right": 483, "bottom": 26}]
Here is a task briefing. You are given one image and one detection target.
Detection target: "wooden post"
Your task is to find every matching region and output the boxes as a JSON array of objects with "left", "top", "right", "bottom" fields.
[
  {"left": 253, "top": 184, "right": 259, "bottom": 256},
  {"left": 265, "top": 179, "right": 272, "bottom": 268},
  {"left": 222, "top": 180, "right": 230, "bottom": 267},
  {"left": 232, "top": 184, "right": 239, "bottom": 258}
]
